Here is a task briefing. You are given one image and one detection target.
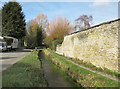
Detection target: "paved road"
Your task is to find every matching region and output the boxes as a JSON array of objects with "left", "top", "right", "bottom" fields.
[{"left": 0, "top": 49, "right": 32, "bottom": 71}]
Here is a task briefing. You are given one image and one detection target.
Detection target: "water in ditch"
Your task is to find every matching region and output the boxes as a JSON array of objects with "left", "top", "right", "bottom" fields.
[{"left": 38, "top": 50, "right": 73, "bottom": 87}]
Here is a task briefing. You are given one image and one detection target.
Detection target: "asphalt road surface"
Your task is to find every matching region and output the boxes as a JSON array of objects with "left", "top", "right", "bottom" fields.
[{"left": 0, "top": 49, "right": 32, "bottom": 71}]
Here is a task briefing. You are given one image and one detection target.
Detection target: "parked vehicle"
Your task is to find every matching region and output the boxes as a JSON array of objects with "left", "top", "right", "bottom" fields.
[
  {"left": 12, "top": 38, "right": 18, "bottom": 49},
  {"left": 4, "top": 36, "right": 18, "bottom": 50},
  {"left": 0, "top": 42, "right": 7, "bottom": 52},
  {"left": 0, "top": 36, "right": 18, "bottom": 51}
]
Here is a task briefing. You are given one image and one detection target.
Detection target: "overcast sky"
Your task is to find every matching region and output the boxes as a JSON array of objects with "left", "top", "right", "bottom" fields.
[{"left": 1, "top": 0, "right": 118, "bottom": 26}]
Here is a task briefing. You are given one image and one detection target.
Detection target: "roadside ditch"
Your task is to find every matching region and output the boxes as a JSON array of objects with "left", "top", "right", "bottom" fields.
[{"left": 38, "top": 49, "right": 79, "bottom": 87}]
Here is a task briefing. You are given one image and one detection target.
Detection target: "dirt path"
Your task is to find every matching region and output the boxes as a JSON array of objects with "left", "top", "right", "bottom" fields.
[{"left": 53, "top": 53, "right": 120, "bottom": 82}]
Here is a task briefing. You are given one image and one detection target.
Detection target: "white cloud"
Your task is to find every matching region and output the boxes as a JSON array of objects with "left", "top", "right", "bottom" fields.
[{"left": 90, "top": 0, "right": 111, "bottom": 7}]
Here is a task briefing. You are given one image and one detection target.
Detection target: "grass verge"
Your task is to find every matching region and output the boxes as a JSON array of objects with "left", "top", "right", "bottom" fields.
[
  {"left": 44, "top": 49, "right": 119, "bottom": 87},
  {"left": 49, "top": 49, "right": 119, "bottom": 78},
  {"left": 2, "top": 50, "right": 47, "bottom": 87}
]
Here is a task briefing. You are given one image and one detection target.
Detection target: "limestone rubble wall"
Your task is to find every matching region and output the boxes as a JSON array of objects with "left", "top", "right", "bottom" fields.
[{"left": 56, "top": 19, "right": 119, "bottom": 72}]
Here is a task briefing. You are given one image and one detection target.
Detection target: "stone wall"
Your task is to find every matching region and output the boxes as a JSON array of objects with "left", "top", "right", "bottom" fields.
[{"left": 56, "top": 19, "right": 119, "bottom": 72}]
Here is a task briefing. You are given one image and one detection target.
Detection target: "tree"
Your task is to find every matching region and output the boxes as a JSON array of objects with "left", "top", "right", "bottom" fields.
[
  {"left": 25, "top": 25, "right": 37, "bottom": 48},
  {"left": 44, "top": 16, "right": 73, "bottom": 50},
  {"left": 46, "top": 17, "right": 73, "bottom": 40},
  {"left": 2, "top": 2, "right": 26, "bottom": 39},
  {"left": 25, "top": 13, "right": 47, "bottom": 48},
  {"left": 32, "top": 13, "right": 48, "bottom": 46},
  {"left": 75, "top": 15, "right": 93, "bottom": 31},
  {"left": 32, "top": 13, "right": 48, "bottom": 32},
  {"left": 26, "top": 20, "right": 32, "bottom": 32},
  {"left": 36, "top": 26, "right": 43, "bottom": 46}
]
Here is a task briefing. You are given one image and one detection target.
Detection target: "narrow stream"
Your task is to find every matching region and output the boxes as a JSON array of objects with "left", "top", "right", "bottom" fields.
[{"left": 38, "top": 50, "right": 73, "bottom": 87}]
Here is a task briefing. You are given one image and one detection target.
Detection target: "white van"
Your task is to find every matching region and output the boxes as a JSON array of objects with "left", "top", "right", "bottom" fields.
[{"left": 0, "top": 42, "right": 7, "bottom": 52}]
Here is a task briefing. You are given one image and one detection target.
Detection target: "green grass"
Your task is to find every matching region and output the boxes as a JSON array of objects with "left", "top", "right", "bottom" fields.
[
  {"left": 52, "top": 50, "right": 120, "bottom": 78},
  {"left": 33, "top": 49, "right": 39, "bottom": 55},
  {"left": 45, "top": 50, "right": 119, "bottom": 87},
  {"left": 2, "top": 51, "right": 47, "bottom": 87}
]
